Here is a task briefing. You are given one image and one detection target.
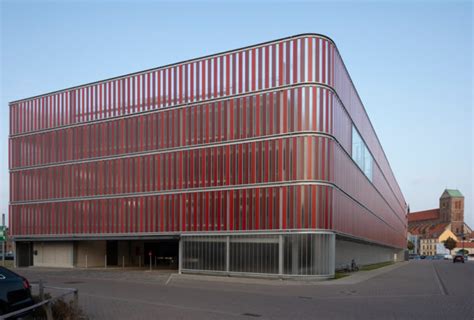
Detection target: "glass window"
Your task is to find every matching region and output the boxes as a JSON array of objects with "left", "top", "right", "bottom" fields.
[
  {"left": 351, "top": 126, "right": 364, "bottom": 169},
  {"left": 364, "top": 147, "right": 373, "bottom": 181},
  {"left": 351, "top": 125, "right": 373, "bottom": 182}
]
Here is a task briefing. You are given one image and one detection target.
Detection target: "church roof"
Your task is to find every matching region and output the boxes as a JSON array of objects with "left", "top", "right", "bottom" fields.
[
  {"left": 407, "top": 209, "right": 440, "bottom": 223},
  {"left": 408, "top": 222, "right": 450, "bottom": 238},
  {"left": 441, "top": 189, "right": 463, "bottom": 198},
  {"left": 456, "top": 242, "right": 474, "bottom": 249}
]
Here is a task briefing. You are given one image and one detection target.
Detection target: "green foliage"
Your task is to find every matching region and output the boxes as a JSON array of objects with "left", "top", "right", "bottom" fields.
[
  {"left": 359, "top": 261, "right": 394, "bottom": 271},
  {"left": 332, "top": 272, "right": 349, "bottom": 280},
  {"left": 443, "top": 237, "right": 457, "bottom": 253},
  {"left": 407, "top": 240, "right": 415, "bottom": 251},
  {"left": 0, "top": 226, "right": 6, "bottom": 241}
]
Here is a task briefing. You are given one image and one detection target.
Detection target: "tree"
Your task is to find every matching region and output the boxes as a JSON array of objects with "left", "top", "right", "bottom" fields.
[
  {"left": 443, "top": 237, "right": 457, "bottom": 254},
  {"left": 407, "top": 240, "right": 415, "bottom": 251}
]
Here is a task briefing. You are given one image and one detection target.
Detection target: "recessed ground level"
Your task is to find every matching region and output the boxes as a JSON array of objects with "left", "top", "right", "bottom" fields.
[{"left": 14, "top": 232, "right": 405, "bottom": 278}]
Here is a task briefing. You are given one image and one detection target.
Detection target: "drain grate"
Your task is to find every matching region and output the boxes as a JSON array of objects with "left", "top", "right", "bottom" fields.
[
  {"left": 298, "top": 296, "right": 312, "bottom": 300},
  {"left": 242, "top": 313, "right": 262, "bottom": 317},
  {"left": 63, "top": 281, "right": 84, "bottom": 284}
]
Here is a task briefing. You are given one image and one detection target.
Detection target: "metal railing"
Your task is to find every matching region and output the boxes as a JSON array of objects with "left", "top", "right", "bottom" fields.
[{"left": 0, "top": 280, "right": 79, "bottom": 320}]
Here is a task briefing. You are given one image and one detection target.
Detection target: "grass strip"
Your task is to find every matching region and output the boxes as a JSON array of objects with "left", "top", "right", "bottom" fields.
[
  {"left": 330, "top": 271, "right": 350, "bottom": 280},
  {"left": 359, "top": 261, "right": 394, "bottom": 271}
]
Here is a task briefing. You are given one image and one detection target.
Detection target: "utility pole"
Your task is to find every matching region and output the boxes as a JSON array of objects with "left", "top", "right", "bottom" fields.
[{"left": 462, "top": 224, "right": 465, "bottom": 257}]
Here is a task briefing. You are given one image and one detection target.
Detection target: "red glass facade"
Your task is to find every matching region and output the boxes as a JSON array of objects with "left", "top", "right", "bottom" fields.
[{"left": 9, "top": 34, "right": 407, "bottom": 251}]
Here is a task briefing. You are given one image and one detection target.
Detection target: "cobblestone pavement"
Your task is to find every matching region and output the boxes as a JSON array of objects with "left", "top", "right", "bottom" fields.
[{"left": 15, "top": 260, "right": 474, "bottom": 320}]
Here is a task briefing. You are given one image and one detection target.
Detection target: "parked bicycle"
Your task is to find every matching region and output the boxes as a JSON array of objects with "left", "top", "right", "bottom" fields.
[{"left": 351, "top": 259, "right": 359, "bottom": 272}]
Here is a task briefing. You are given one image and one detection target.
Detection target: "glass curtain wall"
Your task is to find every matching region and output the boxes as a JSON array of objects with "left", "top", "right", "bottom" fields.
[{"left": 181, "top": 232, "right": 335, "bottom": 277}]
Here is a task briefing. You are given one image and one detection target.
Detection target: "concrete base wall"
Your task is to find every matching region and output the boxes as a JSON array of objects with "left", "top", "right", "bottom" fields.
[
  {"left": 335, "top": 239, "right": 403, "bottom": 269},
  {"left": 25, "top": 240, "right": 156, "bottom": 268},
  {"left": 33, "top": 242, "right": 74, "bottom": 268},
  {"left": 75, "top": 241, "right": 106, "bottom": 268}
]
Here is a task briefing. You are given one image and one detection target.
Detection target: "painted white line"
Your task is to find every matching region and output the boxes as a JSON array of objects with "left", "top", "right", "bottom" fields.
[{"left": 165, "top": 274, "right": 173, "bottom": 286}]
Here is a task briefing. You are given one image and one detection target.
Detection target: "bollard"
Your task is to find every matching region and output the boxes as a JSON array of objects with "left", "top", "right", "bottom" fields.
[
  {"left": 73, "top": 289, "right": 79, "bottom": 309},
  {"left": 85, "top": 255, "right": 88, "bottom": 269},
  {"left": 39, "top": 279, "right": 44, "bottom": 300},
  {"left": 139, "top": 256, "right": 141, "bottom": 268},
  {"left": 105, "top": 255, "right": 107, "bottom": 269},
  {"left": 122, "top": 256, "right": 125, "bottom": 269},
  {"left": 149, "top": 256, "right": 152, "bottom": 271},
  {"left": 45, "top": 302, "right": 53, "bottom": 320}
]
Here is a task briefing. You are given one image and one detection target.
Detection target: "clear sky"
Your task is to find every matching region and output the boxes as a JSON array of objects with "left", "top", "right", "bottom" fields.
[{"left": 1, "top": 0, "right": 472, "bottom": 228}]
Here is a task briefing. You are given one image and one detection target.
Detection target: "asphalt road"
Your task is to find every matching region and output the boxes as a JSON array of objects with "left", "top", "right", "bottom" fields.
[{"left": 13, "top": 260, "right": 474, "bottom": 320}]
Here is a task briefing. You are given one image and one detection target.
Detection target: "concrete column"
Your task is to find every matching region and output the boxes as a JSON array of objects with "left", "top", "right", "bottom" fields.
[
  {"left": 329, "top": 233, "right": 336, "bottom": 276},
  {"left": 13, "top": 241, "right": 17, "bottom": 268},
  {"left": 292, "top": 236, "right": 299, "bottom": 274},
  {"left": 226, "top": 236, "right": 230, "bottom": 273},
  {"left": 278, "top": 235, "right": 283, "bottom": 276},
  {"left": 178, "top": 238, "right": 183, "bottom": 274}
]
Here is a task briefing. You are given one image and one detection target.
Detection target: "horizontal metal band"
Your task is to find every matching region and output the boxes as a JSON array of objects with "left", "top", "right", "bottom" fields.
[
  {"left": 9, "top": 81, "right": 336, "bottom": 138},
  {"left": 11, "top": 229, "right": 335, "bottom": 241},
  {"left": 11, "top": 179, "right": 334, "bottom": 205},
  {"left": 180, "top": 229, "right": 335, "bottom": 237},
  {"left": 335, "top": 232, "right": 405, "bottom": 250},
  {"left": 10, "top": 131, "right": 334, "bottom": 172}
]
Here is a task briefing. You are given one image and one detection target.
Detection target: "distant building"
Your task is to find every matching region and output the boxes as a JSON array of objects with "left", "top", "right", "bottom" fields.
[
  {"left": 408, "top": 189, "right": 472, "bottom": 237},
  {"left": 453, "top": 242, "right": 474, "bottom": 256},
  {"left": 417, "top": 223, "right": 457, "bottom": 256},
  {"left": 407, "top": 233, "right": 420, "bottom": 254}
]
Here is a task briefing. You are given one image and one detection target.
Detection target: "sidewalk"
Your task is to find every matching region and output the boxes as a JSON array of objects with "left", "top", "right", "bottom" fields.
[
  {"left": 326, "top": 261, "right": 408, "bottom": 285},
  {"left": 173, "top": 261, "right": 408, "bottom": 286}
]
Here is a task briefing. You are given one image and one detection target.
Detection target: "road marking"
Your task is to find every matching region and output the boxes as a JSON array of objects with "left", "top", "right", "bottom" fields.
[
  {"left": 165, "top": 274, "right": 173, "bottom": 286},
  {"left": 432, "top": 263, "right": 448, "bottom": 296}
]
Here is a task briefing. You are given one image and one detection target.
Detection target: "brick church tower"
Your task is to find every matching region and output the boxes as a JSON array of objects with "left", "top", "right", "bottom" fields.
[{"left": 439, "top": 189, "right": 464, "bottom": 235}]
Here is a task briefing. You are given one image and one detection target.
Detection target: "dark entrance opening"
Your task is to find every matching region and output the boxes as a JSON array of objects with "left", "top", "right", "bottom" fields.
[
  {"left": 144, "top": 240, "right": 179, "bottom": 270},
  {"left": 16, "top": 242, "right": 33, "bottom": 267},
  {"left": 106, "top": 240, "right": 118, "bottom": 266}
]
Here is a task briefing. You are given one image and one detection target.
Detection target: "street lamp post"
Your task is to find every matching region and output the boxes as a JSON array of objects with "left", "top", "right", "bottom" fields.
[{"left": 462, "top": 225, "right": 465, "bottom": 256}]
